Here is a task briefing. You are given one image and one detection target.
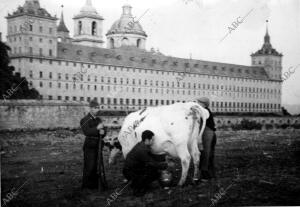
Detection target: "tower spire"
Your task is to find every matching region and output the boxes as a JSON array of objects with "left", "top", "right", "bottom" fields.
[
  {"left": 57, "top": 5, "right": 69, "bottom": 33},
  {"left": 264, "top": 20, "right": 270, "bottom": 44}
]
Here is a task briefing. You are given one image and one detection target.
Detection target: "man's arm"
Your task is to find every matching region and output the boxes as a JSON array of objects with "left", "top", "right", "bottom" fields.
[
  {"left": 140, "top": 149, "right": 168, "bottom": 170},
  {"left": 80, "top": 118, "right": 99, "bottom": 137}
]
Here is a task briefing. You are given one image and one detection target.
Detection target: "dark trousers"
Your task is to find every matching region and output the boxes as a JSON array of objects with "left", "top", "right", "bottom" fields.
[
  {"left": 123, "top": 166, "right": 161, "bottom": 190},
  {"left": 82, "top": 138, "right": 99, "bottom": 189},
  {"left": 200, "top": 127, "right": 217, "bottom": 177}
]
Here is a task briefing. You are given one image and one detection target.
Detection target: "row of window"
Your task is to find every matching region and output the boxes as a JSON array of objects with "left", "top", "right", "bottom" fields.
[
  {"left": 47, "top": 96, "right": 280, "bottom": 109},
  {"left": 36, "top": 82, "right": 277, "bottom": 98},
  {"left": 9, "top": 24, "right": 53, "bottom": 34},
  {"left": 12, "top": 47, "right": 53, "bottom": 56},
  {"left": 252, "top": 59, "right": 281, "bottom": 66},
  {"left": 32, "top": 72, "right": 280, "bottom": 94},
  {"left": 25, "top": 58, "right": 276, "bottom": 84},
  {"left": 8, "top": 36, "right": 53, "bottom": 44}
]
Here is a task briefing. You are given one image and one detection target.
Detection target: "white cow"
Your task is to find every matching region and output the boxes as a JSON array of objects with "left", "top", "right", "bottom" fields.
[{"left": 108, "top": 102, "right": 209, "bottom": 186}]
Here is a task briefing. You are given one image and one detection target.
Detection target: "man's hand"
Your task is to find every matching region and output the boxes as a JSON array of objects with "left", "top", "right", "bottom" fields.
[
  {"left": 97, "top": 123, "right": 104, "bottom": 130},
  {"left": 167, "top": 161, "right": 175, "bottom": 168},
  {"left": 99, "top": 129, "right": 105, "bottom": 135}
]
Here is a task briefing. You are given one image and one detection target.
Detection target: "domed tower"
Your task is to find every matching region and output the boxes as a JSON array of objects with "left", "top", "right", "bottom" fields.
[
  {"left": 72, "top": 0, "right": 104, "bottom": 47},
  {"left": 106, "top": 4, "right": 147, "bottom": 49},
  {"left": 251, "top": 21, "right": 283, "bottom": 80}
]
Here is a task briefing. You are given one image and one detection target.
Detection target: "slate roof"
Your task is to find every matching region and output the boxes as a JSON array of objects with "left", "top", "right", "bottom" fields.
[
  {"left": 57, "top": 12, "right": 69, "bottom": 33},
  {"left": 252, "top": 29, "right": 282, "bottom": 57},
  {"left": 6, "top": 0, "right": 56, "bottom": 20},
  {"left": 57, "top": 42, "right": 270, "bottom": 80}
]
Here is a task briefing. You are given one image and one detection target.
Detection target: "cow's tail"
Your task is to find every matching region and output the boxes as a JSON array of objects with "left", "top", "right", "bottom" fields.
[
  {"left": 198, "top": 116, "right": 206, "bottom": 149},
  {"left": 194, "top": 105, "right": 209, "bottom": 149}
]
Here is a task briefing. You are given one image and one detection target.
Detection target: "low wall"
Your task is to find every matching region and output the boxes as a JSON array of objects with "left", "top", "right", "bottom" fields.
[
  {"left": 0, "top": 100, "right": 90, "bottom": 130},
  {"left": 0, "top": 100, "right": 299, "bottom": 131}
]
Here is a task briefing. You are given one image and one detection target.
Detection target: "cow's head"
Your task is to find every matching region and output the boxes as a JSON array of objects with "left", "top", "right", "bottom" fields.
[{"left": 103, "top": 136, "right": 122, "bottom": 165}]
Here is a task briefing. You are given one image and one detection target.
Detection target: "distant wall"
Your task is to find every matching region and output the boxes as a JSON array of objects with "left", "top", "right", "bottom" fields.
[
  {"left": 0, "top": 100, "right": 299, "bottom": 131},
  {"left": 0, "top": 100, "right": 90, "bottom": 131}
]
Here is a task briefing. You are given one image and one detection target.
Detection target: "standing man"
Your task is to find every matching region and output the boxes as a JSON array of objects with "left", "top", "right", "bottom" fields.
[
  {"left": 80, "top": 98, "right": 107, "bottom": 190},
  {"left": 123, "top": 130, "right": 172, "bottom": 196},
  {"left": 197, "top": 97, "right": 217, "bottom": 181}
]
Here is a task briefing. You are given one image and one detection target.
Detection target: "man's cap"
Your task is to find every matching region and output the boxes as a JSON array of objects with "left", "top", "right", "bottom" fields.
[
  {"left": 196, "top": 97, "right": 210, "bottom": 107},
  {"left": 89, "top": 98, "right": 100, "bottom": 108}
]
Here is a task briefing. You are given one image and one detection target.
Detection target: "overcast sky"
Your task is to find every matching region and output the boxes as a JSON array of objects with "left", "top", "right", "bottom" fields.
[{"left": 0, "top": 0, "right": 299, "bottom": 105}]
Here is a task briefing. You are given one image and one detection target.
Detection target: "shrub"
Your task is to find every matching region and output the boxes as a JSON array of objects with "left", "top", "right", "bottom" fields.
[
  {"left": 229, "top": 119, "right": 262, "bottom": 130},
  {"left": 265, "top": 124, "right": 273, "bottom": 130},
  {"left": 239, "top": 119, "right": 262, "bottom": 130},
  {"left": 291, "top": 124, "right": 300, "bottom": 129},
  {"left": 279, "top": 124, "right": 289, "bottom": 129}
]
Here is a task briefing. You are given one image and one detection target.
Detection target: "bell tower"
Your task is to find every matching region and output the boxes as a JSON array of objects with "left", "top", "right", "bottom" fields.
[
  {"left": 251, "top": 20, "right": 283, "bottom": 80},
  {"left": 6, "top": 0, "right": 58, "bottom": 57},
  {"left": 73, "top": 0, "right": 104, "bottom": 48}
]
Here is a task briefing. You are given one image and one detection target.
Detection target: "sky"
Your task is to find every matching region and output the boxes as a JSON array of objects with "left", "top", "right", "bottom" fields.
[{"left": 0, "top": 0, "right": 299, "bottom": 105}]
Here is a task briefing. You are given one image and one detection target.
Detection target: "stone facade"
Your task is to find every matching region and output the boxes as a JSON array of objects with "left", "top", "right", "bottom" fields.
[{"left": 5, "top": 0, "right": 283, "bottom": 114}]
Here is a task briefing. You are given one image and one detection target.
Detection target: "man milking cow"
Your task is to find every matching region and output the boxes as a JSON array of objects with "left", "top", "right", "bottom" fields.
[
  {"left": 123, "top": 130, "right": 175, "bottom": 196},
  {"left": 80, "top": 98, "right": 107, "bottom": 191}
]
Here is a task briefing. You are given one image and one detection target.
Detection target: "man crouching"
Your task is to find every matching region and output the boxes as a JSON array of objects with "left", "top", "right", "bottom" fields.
[{"left": 123, "top": 130, "right": 171, "bottom": 196}]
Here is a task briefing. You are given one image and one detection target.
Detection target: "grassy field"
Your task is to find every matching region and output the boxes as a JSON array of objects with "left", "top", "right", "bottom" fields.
[{"left": 1, "top": 129, "right": 299, "bottom": 207}]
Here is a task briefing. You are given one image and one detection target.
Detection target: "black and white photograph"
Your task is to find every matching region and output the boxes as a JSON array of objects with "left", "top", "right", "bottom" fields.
[{"left": 0, "top": 0, "right": 299, "bottom": 206}]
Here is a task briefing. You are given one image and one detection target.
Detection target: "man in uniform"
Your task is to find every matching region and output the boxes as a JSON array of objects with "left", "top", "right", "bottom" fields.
[
  {"left": 123, "top": 130, "right": 172, "bottom": 196},
  {"left": 197, "top": 97, "right": 217, "bottom": 181},
  {"left": 80, "top": 98, "right": 106, "bottom": 190}
]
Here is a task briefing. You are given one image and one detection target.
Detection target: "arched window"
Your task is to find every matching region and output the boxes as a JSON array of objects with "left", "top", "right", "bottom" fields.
[
  {"left": 92, "top": 21, "right": 97, "bottom": 35},
  {"left": 110, "top": 38, "right": 114, "bottom": 48},
  {"left": 137, "top": 39, "right": 141, "bottom": 48},
  {"left": 122, "top": 37, "right": 129, "bottom": 46},
  {"left": 78, "top": 21, "right": 82, "bottom": 35}
]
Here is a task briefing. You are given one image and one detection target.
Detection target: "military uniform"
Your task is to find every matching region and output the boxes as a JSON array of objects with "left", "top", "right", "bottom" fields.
[{"left": 80, "top": 112, "right": 106, "bottom": 189}]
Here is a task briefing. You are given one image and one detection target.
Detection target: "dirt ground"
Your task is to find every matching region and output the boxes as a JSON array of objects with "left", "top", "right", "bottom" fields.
[{"left": 1, "top": 129, "right": 300, "bottom": 207}]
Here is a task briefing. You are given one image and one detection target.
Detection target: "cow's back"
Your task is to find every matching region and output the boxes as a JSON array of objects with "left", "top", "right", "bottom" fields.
[{"left": 118, "top": 102, "right": 205, "bottom": 157}]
